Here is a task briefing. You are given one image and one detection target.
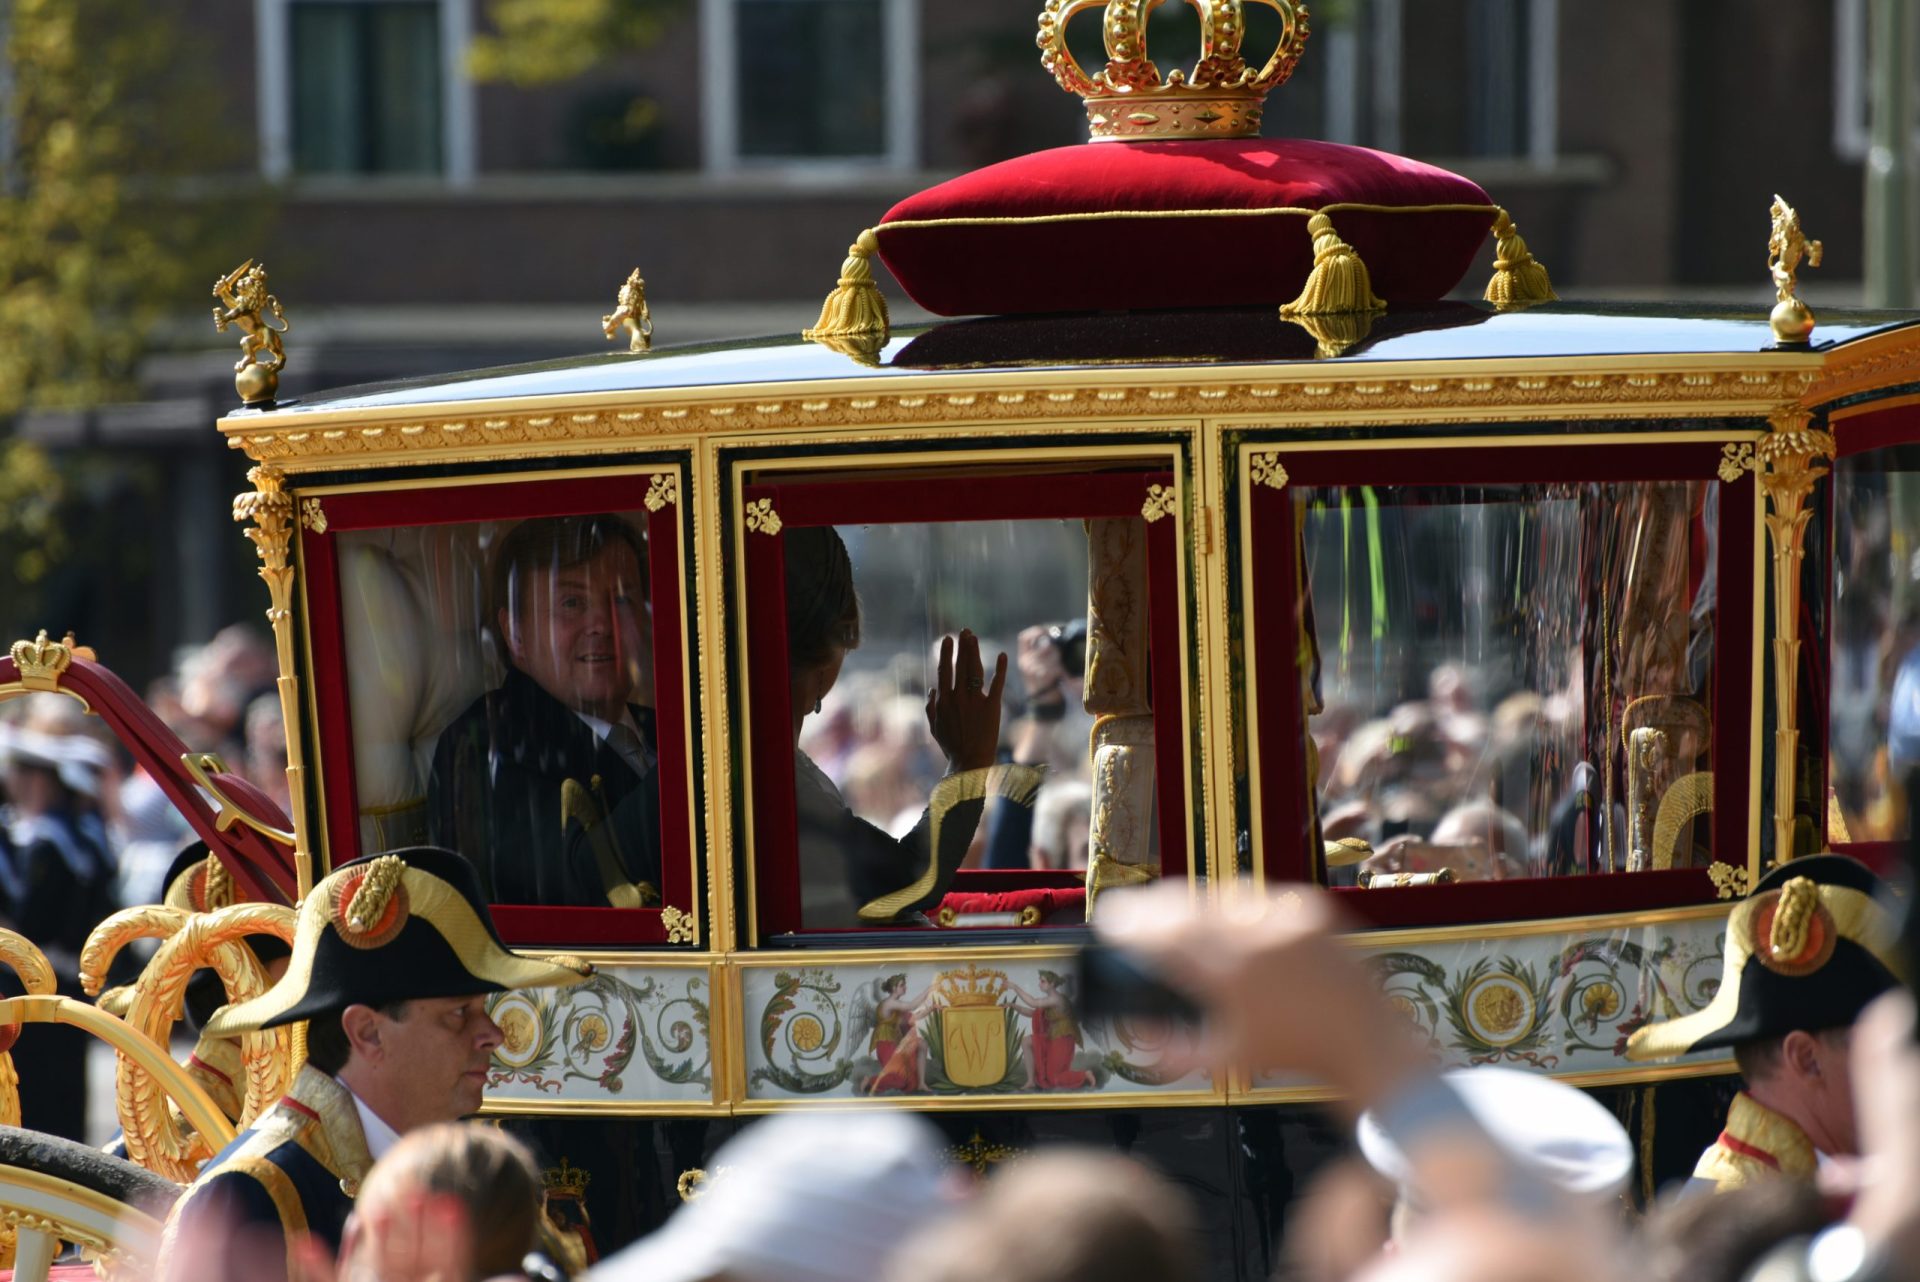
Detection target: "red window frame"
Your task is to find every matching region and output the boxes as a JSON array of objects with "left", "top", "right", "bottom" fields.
[
  {"left": 300, "top": 472, "right": 697, "bottom": 945},
  {"left": 1246, "top": 439, "right": 1757, "bottom": 927},
  {"left": 740, "top": 467, "right": 1191, "bottom": 939}
]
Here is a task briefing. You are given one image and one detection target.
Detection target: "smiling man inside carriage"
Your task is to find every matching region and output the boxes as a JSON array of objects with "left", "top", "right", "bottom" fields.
[{"left": 427, "top": 513, "right": 664, "bottom": 909}]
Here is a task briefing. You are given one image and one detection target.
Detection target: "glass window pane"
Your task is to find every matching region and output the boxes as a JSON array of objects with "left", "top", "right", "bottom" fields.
[
  {"left": 787, "top": 519, "right": 1095, "bottom": 928},
  {"left": 1300, "top": 480, "right": 1717, "bottom": 883},
  {"left": 736, "top": 0, "right": 885, "bottom": 158},
  {"left": 291, "top": 2, "right": 442, "bottom": 175},
  {"left": 1832, "top": 448, "right": 1919, "bottom": 841},
  {"left": 336, "top": 513, "right": 661, "bottom": 907}
]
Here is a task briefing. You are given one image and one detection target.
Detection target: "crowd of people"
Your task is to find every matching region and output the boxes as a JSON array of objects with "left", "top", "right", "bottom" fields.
[
  {"left": 142, "top": 843, "right": 1919, "bottom": 1282},
  {"left": 0, "top": 623, "right": 289, "bottom": 1141}
]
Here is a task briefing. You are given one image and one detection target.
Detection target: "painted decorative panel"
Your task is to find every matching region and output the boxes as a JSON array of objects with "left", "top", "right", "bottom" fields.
[
  {"left": 739, "top": 959, "right": 1209, "bottom": 1103},
  {"left": 484, "top": 965, "right": 714, "bottom": 1106},
  {"left": 1252, "top": 909, "right": 1732, "bottom": 1091}
]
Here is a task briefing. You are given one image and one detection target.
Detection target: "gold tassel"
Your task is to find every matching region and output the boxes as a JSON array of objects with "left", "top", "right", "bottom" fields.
[
  {"left": 1484, "top": 208, "right": 1558, "bottom": 310},
  {"left": 1280, "top": 212, "right": 1387, "bottom": 318},
  {"left": 803, "top": 228, "right": 891, "bottom": 345}
]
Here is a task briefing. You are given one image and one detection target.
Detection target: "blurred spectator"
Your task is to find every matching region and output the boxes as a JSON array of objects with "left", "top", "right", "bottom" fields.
[
  {"left": 1031, "top": 781, "right": 1092, "bottom": 870},
  {"left": 0, "top": 699, "right": 118, "bottom": 1141},
  {"left": 1637, "top": 1178, "right": 1830, "bottom": 1282},
  {"left": 590, "top": 1111, "right": 956, "bottom": 1282},
  {"left": 341, "top": 1122, "right": 551, "bottom": 1282},
  {"left": 890, "top": 1150, "right": 1198, "bottom": 1282},
  {"left": 244, "top": 691, "right": 292, "bottom": 815}
]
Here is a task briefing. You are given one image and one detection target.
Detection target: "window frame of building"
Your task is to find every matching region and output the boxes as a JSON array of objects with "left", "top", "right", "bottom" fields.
[
  {"left": 255, "top": 0, "right": 477, "bottom": 185},
  {"left": 1833, "top": 0, "right": 1920, "bottom": 161},
  {"left": 1320, "top": 0, "right": 1559, "bottom": 169},
  {"left": 698, "top": 0, "right": 920, "bottom": 174}
]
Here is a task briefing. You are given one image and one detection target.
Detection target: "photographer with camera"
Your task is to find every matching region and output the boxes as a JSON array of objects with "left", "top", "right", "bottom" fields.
[{"left": 983, "top": 620, "right": 1089, "bottom": 870}]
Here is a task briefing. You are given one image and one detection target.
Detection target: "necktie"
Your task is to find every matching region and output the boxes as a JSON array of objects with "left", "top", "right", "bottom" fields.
[{"left": 603, "top": 721, "right": 654, "bottom": 780}]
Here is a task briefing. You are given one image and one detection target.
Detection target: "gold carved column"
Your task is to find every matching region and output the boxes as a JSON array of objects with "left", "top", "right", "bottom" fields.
[
  {"left": 1755, "top": 408, "right": 1834, "bottom": 863},
  {"left": 1083, "top": 517, "right": 1158, "bottom": 912},
  {"left": 233, "top": 463, "right": 317, "bottom": 899}
]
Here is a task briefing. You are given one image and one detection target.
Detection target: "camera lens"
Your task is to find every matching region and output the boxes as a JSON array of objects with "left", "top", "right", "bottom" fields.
[{"left": 1048, "top": 619, "right": 1088, "bottom": 679}]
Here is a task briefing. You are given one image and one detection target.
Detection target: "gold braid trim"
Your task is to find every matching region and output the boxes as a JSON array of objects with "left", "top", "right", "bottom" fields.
[
  {"left": 345, "top": 854, "right": 407, "bottom": 933},
  {"left": 159, "top": 1153, "right": 310, "bottom": 1281},
  {"left": 857, "top": 765, "right": 1045, "bottom": 923},
  {"left": 1768, "top": 877, "right": 1817, "bottom": 962},
  {"left": 204, "top": 857, "right": 235, "bottom": 911}
]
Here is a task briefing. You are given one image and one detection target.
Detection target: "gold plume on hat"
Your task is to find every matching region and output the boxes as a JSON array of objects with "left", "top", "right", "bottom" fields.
[
  {"left": 345, "top": 855, "right": 407, "bottom": 934},
  {"left": 1769, "top": 877, "right": 1817, "bottom": 963},
  {"left": 1038, "top": 0, "right": 1311, "bottom": 142}
]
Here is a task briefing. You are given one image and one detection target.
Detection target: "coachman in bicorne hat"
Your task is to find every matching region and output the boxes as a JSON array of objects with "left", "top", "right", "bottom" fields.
[
  {"left": 1625, "top": 854, "right": 1906, "bottom": 1192},
  {"left": 157, "top": 847, "right": 590, "bottom": 1277}
]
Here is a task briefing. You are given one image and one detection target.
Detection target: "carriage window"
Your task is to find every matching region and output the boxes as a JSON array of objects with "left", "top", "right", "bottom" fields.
[
  {"left": 1831, "top": 447, "right": 1918, "bottom": 843},
  {"left": 329, "top": 507, "right": 683, "bottom": 919},
  {"left": 740, "top": 467, "right": 1189, "bottom": 938},
  {"left": 1299, "top": 481, "right": 1718, "bottom": 882},
  {"left": 788, "top": 520, "right": 1094, "bottom": 927}
]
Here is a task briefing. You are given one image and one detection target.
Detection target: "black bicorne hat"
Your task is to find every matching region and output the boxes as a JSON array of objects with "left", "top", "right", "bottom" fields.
[
  {"left": 203, "top": 846, "right": 590, "bottom": 1036},
  {"left": 1626, "top": 854, "right": 1905, "bottom": 1060}
]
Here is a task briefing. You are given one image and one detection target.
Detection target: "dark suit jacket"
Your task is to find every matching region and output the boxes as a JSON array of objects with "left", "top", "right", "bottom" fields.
[{"left": 426, "top": 669, "right": 660, "bottom": 906}]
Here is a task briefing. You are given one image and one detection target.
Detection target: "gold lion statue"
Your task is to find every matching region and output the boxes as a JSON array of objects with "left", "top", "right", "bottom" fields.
[
  {"left": 603, "top": 268, "right": 653, "bottom": 354},
  {"left": 1766, "top": 196, "right": 1823, "bottom": 344},
  {"left": 212, "top": 260, "right": 291, "bottom": 403}
]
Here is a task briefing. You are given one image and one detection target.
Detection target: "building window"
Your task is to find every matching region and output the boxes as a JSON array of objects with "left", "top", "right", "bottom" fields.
[
  {"left": 257, "top": 0, "right": 476, "bottom": 183},
  {"left": 1275, "top": 0, "right": 1558, "bottom": 168},
  {"left": 700, "top": 0, "right": 918, "bottom": 171},
  {"left": 1833, "top": 0, "right": 1920, "bottom": 161}
]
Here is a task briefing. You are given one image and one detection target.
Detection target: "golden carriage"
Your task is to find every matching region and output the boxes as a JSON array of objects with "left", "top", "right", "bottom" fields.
[{"left": 2, "top": 2, "right": 1919, "bottom": 1276}]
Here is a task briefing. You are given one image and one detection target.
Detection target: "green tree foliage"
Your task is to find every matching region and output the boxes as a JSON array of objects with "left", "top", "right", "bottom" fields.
[
  {"left": 0, "top": 0, "right": 249, "bottom": 638},
  {"left": 469, "top": 0, "right": 687, "bottom": 87}
]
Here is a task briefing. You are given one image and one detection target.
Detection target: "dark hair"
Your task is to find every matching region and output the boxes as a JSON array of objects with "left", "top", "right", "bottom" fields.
[
  {"left": 304, "top": 1001, "right": 411, "bottom": 1076},
  {"left": 1732, "top": 1027, "right": 1848, "bottom": 1084},
  {"left": 783, "top": 526, "right": 860, "bottom": 669},
  {"left": 491, "top": 514, "right": 648, "bottom": 631}
]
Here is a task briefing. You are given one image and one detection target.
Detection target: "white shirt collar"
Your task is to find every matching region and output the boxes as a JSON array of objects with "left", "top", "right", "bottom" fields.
[
  {"left": 575, "top": 710, "right": 643, "bottom": 742},
  {"left": 342, "top": 1082, "right": 403, "bottom": 1161}
]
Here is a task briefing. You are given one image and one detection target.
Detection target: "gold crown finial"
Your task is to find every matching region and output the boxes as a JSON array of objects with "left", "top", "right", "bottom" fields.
[
  {"left": 8, "top": 630, "right": 94, "bottom": 690},
  {"left": 545, "top": 1158, "right": 591, "bottom": 1199},
  {"left": 1038, "top": 0, "right": 1310, "bottom": 142}
]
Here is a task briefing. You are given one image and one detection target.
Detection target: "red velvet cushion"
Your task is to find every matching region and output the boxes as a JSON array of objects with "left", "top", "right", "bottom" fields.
[{"left": 876, "top": 139, "right": 1496, "bottom": 317}]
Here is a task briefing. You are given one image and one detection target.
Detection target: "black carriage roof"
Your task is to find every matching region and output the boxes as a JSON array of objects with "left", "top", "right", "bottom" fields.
[{"left": 242, "top": 302, "right": 1920, "bottom": 419}]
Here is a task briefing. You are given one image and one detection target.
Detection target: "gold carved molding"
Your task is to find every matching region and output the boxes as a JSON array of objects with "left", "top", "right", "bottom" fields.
[
  {"left": 661, "top": 906, "right": 696, "bottom": 945},
  {"left": 1708, "top": 863, "right": 1752, "bottom": 900},
  {"left": 233, "top": 464, "right": 315, "bottom": 900},
  {"left": 644, "top": 472, "right": 679, "bottom": 511},
  {"left": 1248, "top": 451, "right": 1290, "bottom": 490},
  {"left": 1756, "top": 407, "right": 1835, "bottom": 865},
  {"left": 220, "top": 361, "right": 1825, "bottom": 473},
  {"left": 743, "top": 498, "right": 783, "bottom": 536},
  {"left": 299, "top": 497, "right": 327, "bottom": 532},
  {"left": 1140, "top": 484, "right": 1178, "bottom": 522},
  {"left": 1717, "top": 443, "right": 1756, "bottom": 483}
]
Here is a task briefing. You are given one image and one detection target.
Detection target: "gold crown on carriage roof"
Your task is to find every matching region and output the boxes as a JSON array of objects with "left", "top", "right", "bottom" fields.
[{"left": 1038, "top": 0, "right": 1311, "bottom": 142}]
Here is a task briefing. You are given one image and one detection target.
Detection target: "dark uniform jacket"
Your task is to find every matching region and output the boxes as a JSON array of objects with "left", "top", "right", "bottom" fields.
[
  {"left": 1690, "top": 1090, "right": 1818, "bottom": 1192},
  {"left": 159, "top": 1065, "right": 374, "bottom": 1280},
  {"left": 427, "top": 668, "right": 660, "bottom": 906}
]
